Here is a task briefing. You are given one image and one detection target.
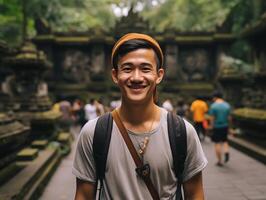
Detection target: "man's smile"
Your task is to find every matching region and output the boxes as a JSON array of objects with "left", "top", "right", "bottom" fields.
[{"left": 127, "top": 84, "right": 147, "bottom": 89}]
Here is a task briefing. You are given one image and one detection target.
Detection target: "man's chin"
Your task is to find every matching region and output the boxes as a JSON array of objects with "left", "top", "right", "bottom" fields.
[{"left": 124, "top": 95, "right": 153, "bottom": 105}]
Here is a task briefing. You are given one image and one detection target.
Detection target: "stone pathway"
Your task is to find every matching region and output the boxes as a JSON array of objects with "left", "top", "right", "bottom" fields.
[
  {"left": 39, "top": 126, "right": 79, "bottom": 200},
  {"left": 40, "top": 132, "right": 266, "bottom": 200},
  {"left": 202, "top": 138, "right": 266, "bottom": 200}
]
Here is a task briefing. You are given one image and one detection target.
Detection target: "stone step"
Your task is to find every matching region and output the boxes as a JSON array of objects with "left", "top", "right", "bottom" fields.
[
  {"left": 57, "top": 132, "right": 72, "bottom": 156},
  {"left": 57, "top": 132, "right": 72, "bottom": 144},
  {"left": 16, "top": 148, "right": 39, "bottom": 161},
  {"left": 23, "top": 149, "right": 61, "bottom": 200},
  {"left": 0, "top": 162, "right": 24, "bottom": 186},
  {"left": 31, "top": 140, "right": 48, "bottom": 149},
  {"left": 228, "top": 135, "right": 266, "bottom": 164},
  {"left": 0, "top": 152, "right": 16, "bottom": 170},
  {"left": 0, "top": 146, "right": 60, "bottom": 200}
]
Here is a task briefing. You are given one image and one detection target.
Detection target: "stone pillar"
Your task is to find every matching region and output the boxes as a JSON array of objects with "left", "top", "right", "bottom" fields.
[
  {"left": 164, "top": 44, "right": 178, "bottom": 80},
  {"left": 0, "top": 42, "right": 31, "bottom": 187},
  {"left": 3, "top": 41, "right": 61, "bottom": 139}
]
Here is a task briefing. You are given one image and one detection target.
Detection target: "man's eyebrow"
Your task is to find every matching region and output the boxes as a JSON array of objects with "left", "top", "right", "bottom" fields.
[
  {"left": 120, "top": 62, "right": 133, "bottom": 67},
  {"left": 140, "top": 62, "right": 153, "bottom": 67},
  {"left": 119, "top": 61, "right": 154, "bottom": 69}
]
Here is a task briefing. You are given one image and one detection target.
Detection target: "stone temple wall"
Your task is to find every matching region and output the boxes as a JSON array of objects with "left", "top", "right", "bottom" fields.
[{"left": 33, "top": 32, "right": 234, "bottom": 105}]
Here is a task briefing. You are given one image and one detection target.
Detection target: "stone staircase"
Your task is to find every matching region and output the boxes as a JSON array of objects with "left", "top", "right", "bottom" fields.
[{"left": 0, "top": 132, "right": 73, "bottom": 200}]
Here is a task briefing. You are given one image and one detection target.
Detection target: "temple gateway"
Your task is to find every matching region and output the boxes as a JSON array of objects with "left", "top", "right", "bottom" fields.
[{"left": 33, "top": 9, "right": 234, "bottom": 103}]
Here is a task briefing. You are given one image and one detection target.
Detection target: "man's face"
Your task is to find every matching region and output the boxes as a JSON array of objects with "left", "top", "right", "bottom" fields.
[{"left": 112, "top": 48, "right": 164, "bottom": 105}]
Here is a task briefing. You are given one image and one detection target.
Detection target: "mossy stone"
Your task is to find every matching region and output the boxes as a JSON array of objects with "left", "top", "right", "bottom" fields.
[{"left": 17, "top": 148, "right": 39, "bottom": 161}]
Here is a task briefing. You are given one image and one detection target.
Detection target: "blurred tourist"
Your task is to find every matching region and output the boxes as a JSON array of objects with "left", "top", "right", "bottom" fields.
[
  {"left": 162, "top": 98, "right": 174, "bottom": 112},
  {"left": 84, "top": 98, "right": 97, "bottom": 120},
  {"left": 95, "top": 98, "right": 105, "bottom": 116},
  {"left": 72, "top": 99, "right": 81, "bottom": 122},
  {"left": 209, "top": 91, "right": 231, "bottom": 167},
  {"left": 110, "top": 96, "right": 121, "bottom": 111},
  {"left": 176, "top": 99, "right": 189, "bottom": 119},
  {"left": 190, "top": 96, "right": 208, "bottom": 141},
  {"left": 72, "top": 99, "right": 86, "bottom": 127},
  {"left": 59, "top": 99, "right": 73, "bottom": 131}
]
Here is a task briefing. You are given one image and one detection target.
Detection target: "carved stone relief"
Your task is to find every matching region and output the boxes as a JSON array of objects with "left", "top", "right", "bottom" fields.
[
  {"left": 61, "top": 50, "right": 91, "bottom": 83},
  {"left": 91, "top": 45, "right": 105, "bottom": 75},
  {"left": 179, "top": 48, "right": 210, "bottom": 82}
]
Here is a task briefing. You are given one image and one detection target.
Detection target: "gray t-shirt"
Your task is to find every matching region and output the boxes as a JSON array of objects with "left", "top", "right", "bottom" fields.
[{"left": 72, "top": 108, "right": 207, "bottom": 199}]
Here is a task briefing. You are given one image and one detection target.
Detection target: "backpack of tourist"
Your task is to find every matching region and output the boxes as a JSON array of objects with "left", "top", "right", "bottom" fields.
[{"left": 93, "top": 112, "right": 187, "bottom": 200}]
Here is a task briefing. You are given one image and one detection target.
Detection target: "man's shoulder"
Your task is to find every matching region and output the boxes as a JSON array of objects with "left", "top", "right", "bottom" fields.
[
  {"left": 210, "top": 102, "right": 218, "bottom": 108},
  {"left": 183, "top": 119, "right": 196, "bottom": 136},
  {"left": 224, "top": 101, "right": 231, "bottom": 108},
  {"left": 78, "top": 118, "right": 99, "bottom": 141}
]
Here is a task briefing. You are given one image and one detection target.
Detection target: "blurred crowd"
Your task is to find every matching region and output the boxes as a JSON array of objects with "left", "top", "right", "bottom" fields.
[
  {"left": 52, "top": 93, "right": 232, "bottom": 142},
  {"left": 162, "top": 93, "right": 232, "bottom": 143},
  {"left": 161, "top": 93, "right": 232, "bottom": 166},
  {"left": 52, "top": 97, "right": 121, "bottom": 131}
]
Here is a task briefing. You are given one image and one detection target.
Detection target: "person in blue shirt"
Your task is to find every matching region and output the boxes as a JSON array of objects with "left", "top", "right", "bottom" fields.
[{"left": 209, "top": 91, "right": 231, "bottom": 167}]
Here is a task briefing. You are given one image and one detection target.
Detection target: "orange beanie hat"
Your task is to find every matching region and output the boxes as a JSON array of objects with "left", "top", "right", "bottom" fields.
[{"left": 111, "top": 33, "right": 164, "bottom": 69}]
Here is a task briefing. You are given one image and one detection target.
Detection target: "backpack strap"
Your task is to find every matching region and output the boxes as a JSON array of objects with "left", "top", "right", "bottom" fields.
[
  {"left": 93, "top": 113, "right": 113, "bottom": 181},
  {"left": 167, "top": 112, "right": 187, "bottom": 200}
]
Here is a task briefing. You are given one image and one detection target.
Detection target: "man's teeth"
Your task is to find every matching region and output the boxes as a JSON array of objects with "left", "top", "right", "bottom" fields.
[{"left": 130, "top": 85, "right": 144, "bottom": 89}]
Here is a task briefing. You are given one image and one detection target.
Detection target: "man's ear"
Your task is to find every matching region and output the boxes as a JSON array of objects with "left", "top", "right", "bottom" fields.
[
  {"left": 156, "top": 68, "right": 164, "bottom": 84},
  {"left": 111, "top": 68, "right": 118, "bottom": 84}
]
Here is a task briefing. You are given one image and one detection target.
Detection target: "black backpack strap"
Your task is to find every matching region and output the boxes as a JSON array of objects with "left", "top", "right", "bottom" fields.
[
  {"left": 167, "top": 112, "right": 187, "bottom": 200},
  {"left": 93, "top": 113, "right": 113, "bottom": 182}
]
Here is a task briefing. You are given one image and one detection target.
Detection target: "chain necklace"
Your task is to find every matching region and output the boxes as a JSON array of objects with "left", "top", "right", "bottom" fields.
[
  {"left": 133, "top": 111, "right": 156, "bottom": 157},
  {"left": 118, "top": 108, "right": 158, "bottom": 158},
  {"left": 138, "top": 136, "right": 150, "bottom": 156}
]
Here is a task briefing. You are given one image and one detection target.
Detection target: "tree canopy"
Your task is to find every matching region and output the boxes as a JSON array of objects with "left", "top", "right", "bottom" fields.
[
  {"left": 140, "top": 0, "right": 265, "bottom": 32},
  {"left": 0, "top": 0, "right": 265, "bottom": 46}
]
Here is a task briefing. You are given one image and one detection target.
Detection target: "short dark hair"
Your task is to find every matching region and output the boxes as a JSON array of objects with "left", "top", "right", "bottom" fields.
[
  {"left": 90, "top": 98, "right": 95, "bottom": 104},
  {"left": 112, "top": 39, "right": 161, "bottom": 70},
  {"left": 196, "top": 95, "right": 204, "bottom": 100},
  {"left": 212, "top": 91, "right": 223, "bottom": 98}
]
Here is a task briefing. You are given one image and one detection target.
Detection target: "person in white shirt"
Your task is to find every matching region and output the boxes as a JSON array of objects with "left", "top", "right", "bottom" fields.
[
  {"left": 162, "top": 98, "right": 174, "bottom": 112},
  {"left": 84, "top": 98, "right": 97, "bottom": 120}
]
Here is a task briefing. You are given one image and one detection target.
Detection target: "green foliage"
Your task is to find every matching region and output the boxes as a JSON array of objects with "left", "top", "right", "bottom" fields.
[
  {"left": 55, "top": 0, "right": 116, "bottom": 32},
  {"left": 230, "top": 0, "right": 253, "bottom": 33},
  {"left": 228, "top": 40, "right": 251, "bottom": 62},
  {"left": 0, "top": 0, "right": 23, "bottom": 45},
  {"left": 0, "top": 0, "right": 116, "bottom": 44},
  {"left": 0, "top": 0, "right": 62, "bottom": 45},
  {"left": 1, "top": 0, "right": 266, "bottom": 46},
  {"left": 223, "top": 0, "right": 266, "bottom": 61},
  {"left": 142, "top": 0, "right": 240, "bottom": 32}
]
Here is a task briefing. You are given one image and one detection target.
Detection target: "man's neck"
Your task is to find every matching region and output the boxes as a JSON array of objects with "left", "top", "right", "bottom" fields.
[
  {"left": 118, "top": 99, "right": 160, "bottom": 127},
  {"left": 215, "top": 98, "right": 224, "bottom": 103}
]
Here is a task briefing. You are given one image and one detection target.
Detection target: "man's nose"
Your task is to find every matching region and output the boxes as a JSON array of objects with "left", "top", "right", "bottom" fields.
[{"left": 131, "top": 69, "right": 143, "bottom": 81}]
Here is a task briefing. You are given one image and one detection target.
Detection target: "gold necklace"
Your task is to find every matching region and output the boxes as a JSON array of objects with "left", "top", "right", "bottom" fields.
[
  {"left": 138, "top": 110, "right": 157, "bottom": 156},
  {"left": 118, "top": 108, "right": 157, "bottom": 157},
  {"left": 138, "top": 136, "right": 149, "bottom": 156}
]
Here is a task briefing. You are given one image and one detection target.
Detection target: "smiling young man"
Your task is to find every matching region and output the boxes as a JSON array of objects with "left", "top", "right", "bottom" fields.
[{"left": 73, "top": 33, "right": 207, "bottom": 200}]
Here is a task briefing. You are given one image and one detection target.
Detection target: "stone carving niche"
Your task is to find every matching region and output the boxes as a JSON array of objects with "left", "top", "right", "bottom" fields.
[{"left": 179, "top": 48, "right": 210, "bottom": 82}]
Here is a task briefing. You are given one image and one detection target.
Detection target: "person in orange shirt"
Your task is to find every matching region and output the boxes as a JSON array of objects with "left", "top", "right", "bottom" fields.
[{"left": 190, "top": 96, "right": 208, "bottom": 141}]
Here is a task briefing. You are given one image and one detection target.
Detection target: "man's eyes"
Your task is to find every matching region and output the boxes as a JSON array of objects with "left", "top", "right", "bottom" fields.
[
  {"left": 142, "top": 67, "right": 152, "bottom": 72},
  {"left": 120, "top": 66, "right": 153, "bottom": 73},
  {"left": 121, "top": 67, "right": 132, "bottom": 72}
]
